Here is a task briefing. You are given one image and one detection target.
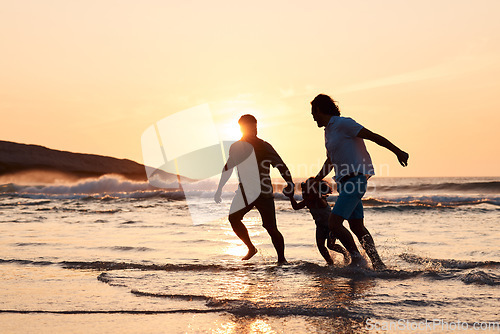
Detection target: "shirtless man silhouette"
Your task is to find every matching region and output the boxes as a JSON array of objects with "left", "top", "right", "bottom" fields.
[{"left": 214, "top": 114, "right": 294, "bottom": 263}]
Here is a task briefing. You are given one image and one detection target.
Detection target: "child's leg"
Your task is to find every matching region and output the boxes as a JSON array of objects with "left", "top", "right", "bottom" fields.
[
  {"left": 327, "top": 232, "right": 350, "bottom": 264},
  {"left": 316, "top": 228, "right": 333, "bottom": 265},
  {"left": 328, "top": 213, "right": 359, "bottom": 254}
]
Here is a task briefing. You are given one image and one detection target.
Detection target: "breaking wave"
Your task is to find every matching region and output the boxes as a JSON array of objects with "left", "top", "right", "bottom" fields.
[
  {"left": 399, "top": 253, "right": 500, "bottom": 269},
  {"left": 1, "top": 175, "right": 160, "bottom": 194},
  {"left": 460, "top": 271, "right": 500, "bottom": 286},
  {"left": 361, "top": 197, "right": 500, "bottom": 209},
  {"left": 2, "top": 256, "right": 498, "bottom": 282},
  {"left": 1, "top": 177, "right": 499, "bottom": 210},
  {"left": 371, "top": 180, "right": 500, "bottom": 194}
]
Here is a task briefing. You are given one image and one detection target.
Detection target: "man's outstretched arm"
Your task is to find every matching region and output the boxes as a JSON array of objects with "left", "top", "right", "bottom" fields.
[
  {"left": 269, "top": 144, "right": 294, "bottom": 195},
  {"left": 275, "top": 163, "right": 295, "bottom": 196},
  {"left": 214, "top": 164, "right": 233, "bottom": 203},
  {"left": 275, "top": 163, "right": 293, "bottom": 184},
  {"left": 357, "top": 128, "right": 409, "bottom": 167},
  {"left": 314, "top": 157, "right": 334, "bottom": 181}
]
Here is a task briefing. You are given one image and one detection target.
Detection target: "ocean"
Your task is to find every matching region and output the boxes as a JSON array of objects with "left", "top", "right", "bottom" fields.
[{"left": 0, "top": 176, "right": 499, "bottom": 333}]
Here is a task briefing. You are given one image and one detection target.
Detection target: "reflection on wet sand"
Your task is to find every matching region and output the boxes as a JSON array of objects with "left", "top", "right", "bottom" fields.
[{"left": 203, "top": 263, "right": 374, "bottom": 333}]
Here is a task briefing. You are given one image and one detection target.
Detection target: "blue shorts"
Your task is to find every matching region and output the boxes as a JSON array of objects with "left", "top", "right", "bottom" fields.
[{"left": 331, "top": 174, "right": 367, "bottom": 220}]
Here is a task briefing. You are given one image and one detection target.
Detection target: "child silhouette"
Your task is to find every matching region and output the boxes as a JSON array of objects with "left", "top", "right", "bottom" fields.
[{"left": 286, "top": 178, "right": 349, "bottom": 265}]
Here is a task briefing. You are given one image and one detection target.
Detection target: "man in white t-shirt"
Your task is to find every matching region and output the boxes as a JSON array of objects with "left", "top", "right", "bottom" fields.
[{"left": 311, "top": 94, "right": 409, "bottom": 269}]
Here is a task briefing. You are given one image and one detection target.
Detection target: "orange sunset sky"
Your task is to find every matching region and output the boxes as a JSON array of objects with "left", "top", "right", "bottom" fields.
[{"left": 1, "top": 1, "right": 499, "bottom": 178}]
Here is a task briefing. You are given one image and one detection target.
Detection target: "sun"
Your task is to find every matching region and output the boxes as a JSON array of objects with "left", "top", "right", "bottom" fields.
[
  {"left": 212, "top": 102, "right": 263, "bottom": 141},
  {"left": 218, "top": 121, "right": 242, "bottom": 141}
]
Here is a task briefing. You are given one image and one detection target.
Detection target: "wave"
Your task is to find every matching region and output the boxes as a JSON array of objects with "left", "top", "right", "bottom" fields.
[
  {"left": 61, "top": 260, "right": 240, "bottom": 272},
  {"left": 0, "top": 309, "right": 222, "bottom": 315},
  {"left": 3, "top": 256, "right": 500, "bottom": 272},
  {"left": 292, "top": 261, "right": 426, "bottom": 280},
  {"left": 3, "top": 256, "right": 498, "bottom": 278},
  {"left": 3, "top": 192, "right": 499, "bottom": 211},
  {"left": 363, "top": 196, "right": 500, "bottom": 211},
  {"left": 93, "top": 276, "right": 364, "bottom": 319},
  {"left": 215, "top": 304, "right": 353, "bottom": 318},
  {"left": 100, "top": 246, "right": 154, "bottom": 252},
  {"left": 460, "top": 270, "right": 500, "bottom": 286},
  {"left": 361, "top": 197, "right": 500, "bottom": 209},
  {"left": 2, "top": 177, "right": 499, "bottom": 210},
  {"left": 115, "top": 287, "right": 357, "bottom": 318},
  {"left": 0, "top": 175, "right": 183, "bottom": 199},
  {"left": 399, "top": 253, "right": 500, "bottom": 269},
  {"left": 3, "top": 175, "right": 155, "bottom": 194},
  {"left": 2, "top": 188, "right": 186, "bottom": 201},
  {"left": 0, "top": 306, "right": 356, "bottom": 318},
  {"left": 371, "top": 180, "right": 500, "bottom": 194},
  {"left": 370, "top": 299, "right": 450, "bottom": 307},
  {"left": 13, "top": 242, "right": 53, "bottom": 247},
  {"left": 130, "top": 289, "right": 211, "bottom": 302}
]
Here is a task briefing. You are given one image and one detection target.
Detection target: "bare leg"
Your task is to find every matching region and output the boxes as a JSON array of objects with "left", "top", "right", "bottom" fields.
[
  {"left": 326, "top": 229, "right": 350, "bottom": 264},
  {"left": 348, "top": 218, "right": 386, "bottom": 270},
  {"left": 329, "top": 213, "right": 358, "bottom": 254},
  {"left": 229, "top": 214, "right": 257, "bottom": 261},
  {"left": 317, "top": 234, "right": 334, "bottom": 265},
  {"left": 255, "top": 198, "right": 286, "bottom": 264},
  {"left": 265, "top": 226, "right": 287, "bottom": 264},
  {"left": 360, "top": 234, "right": 386, "bottom": 270},
  {"left": 329, "top": 213, "right": 366, "bottom": 267},
  {"left": 327, "top": 238, "right": 351, "bottom": 265}
]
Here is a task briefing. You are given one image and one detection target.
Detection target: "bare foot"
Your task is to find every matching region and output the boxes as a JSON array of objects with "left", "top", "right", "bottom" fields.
[
  {"left": 242, "top": 247, "right": 258, "bottom": 261},
  {"left": 341, "top": 251, "right": 351, "bottom": 266},
  {"left": 277, "top": 258, "right": 288, "bottom": 265},
  {"left": 372, "top": 260, "right": 387, "bottom": 271}
]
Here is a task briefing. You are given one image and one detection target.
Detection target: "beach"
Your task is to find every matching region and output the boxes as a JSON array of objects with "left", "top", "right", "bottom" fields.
[
  {"left": 3, "top": 0, "right": 500, "bottom": 332},
  {"left": 0, "top": 176, "right": 499, "bottom": 333}
]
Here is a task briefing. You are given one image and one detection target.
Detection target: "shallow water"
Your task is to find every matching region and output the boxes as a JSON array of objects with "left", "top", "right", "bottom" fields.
[{"left": 0, "top": 177, "right": 499, "bottom": 333}]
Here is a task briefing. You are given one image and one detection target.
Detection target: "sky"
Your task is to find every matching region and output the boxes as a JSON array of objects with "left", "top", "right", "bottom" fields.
[{"left": 1, "top": 0, "right": 499, "bottom": 178}]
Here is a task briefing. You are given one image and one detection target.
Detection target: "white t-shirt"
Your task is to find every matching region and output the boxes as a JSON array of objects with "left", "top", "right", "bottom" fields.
[{"left": 324, "top": 116, "right": 375, "bottom": 181}]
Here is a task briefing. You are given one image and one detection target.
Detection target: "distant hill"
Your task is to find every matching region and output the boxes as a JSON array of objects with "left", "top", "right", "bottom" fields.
[{"left": 0, "top": 140, "right": 174, "bottom": 182}]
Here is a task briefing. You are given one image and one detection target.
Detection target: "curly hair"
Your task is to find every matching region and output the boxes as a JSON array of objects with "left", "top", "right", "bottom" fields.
[{"left": 311, "top": 94, "right": 340, "bottom": 116}]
